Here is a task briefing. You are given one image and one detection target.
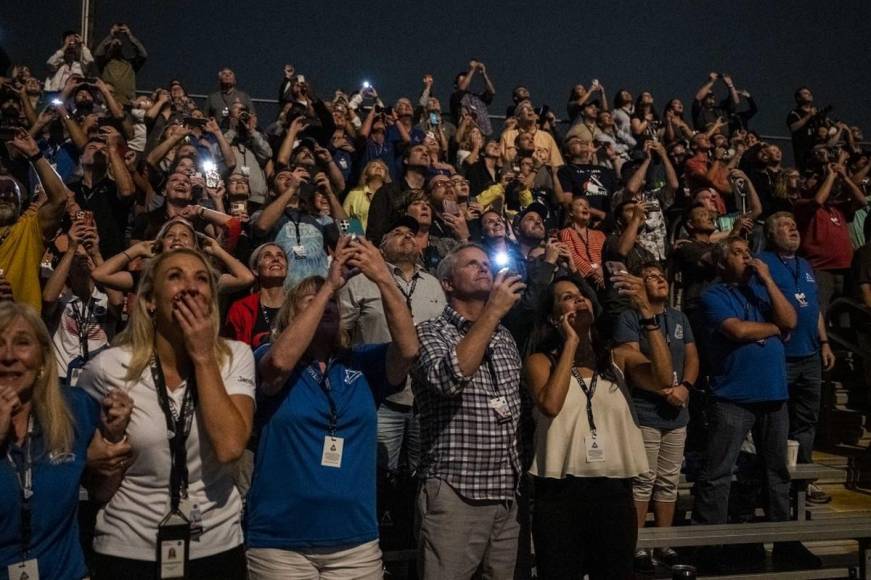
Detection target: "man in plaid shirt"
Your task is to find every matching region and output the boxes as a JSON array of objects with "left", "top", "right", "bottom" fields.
[{"left": 412, "top": 243, "right": 525, "bottom": 579}]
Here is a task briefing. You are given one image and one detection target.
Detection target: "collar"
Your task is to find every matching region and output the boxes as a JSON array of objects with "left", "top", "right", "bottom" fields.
[
  {"left": 390, "top": 262, "right": 421, "bottom": 279},
  {"left": 442, "top": 305, "right": 471, "bottom": 331}
]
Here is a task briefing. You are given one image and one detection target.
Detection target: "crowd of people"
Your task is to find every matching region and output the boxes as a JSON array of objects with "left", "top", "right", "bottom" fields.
[{"left": 0, "top": 22, "right": 870, "bottom": 580}]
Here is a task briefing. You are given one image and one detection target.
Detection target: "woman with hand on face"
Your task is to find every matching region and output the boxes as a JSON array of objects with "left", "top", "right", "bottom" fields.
[
  {"left": 91, "top": 218, "right": 254, "bottom": 294},
  {"left": 79, "top": 248, "right": 256, "bottom": 580},
  {"left": 0, "top": 302, "right": 131, "bottom": 580},
  {"left": 246, "top": 236, "right": 419, "bottom": 579},
  {"left": 524, "top": 273, "right": 674, "bottom": 579}
]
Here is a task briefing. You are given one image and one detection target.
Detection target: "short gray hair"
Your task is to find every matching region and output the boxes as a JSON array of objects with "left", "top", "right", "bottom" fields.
[
  {"left": 711, "top": 236, "right": 747, "bottom": 269},
  {"left": 436, "top": 242, "right": 487, "bottom": 284}
]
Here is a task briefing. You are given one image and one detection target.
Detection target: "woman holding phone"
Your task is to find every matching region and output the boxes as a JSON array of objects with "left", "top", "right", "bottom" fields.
[{"left": 525, "top": 273, "right": 674, "bottom": 578}]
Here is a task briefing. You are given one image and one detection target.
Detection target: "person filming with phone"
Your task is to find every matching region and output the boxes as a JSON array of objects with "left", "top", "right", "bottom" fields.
[{"left": 412, "top": 243, "right": 526, "bottom": 579}]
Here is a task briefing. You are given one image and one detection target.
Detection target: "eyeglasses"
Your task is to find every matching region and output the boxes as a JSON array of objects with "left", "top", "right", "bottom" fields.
[
  {"left": 431, "top": 181, "right": 456, "bottom": 190},
  {"left": 643, "top": 273, "right": 667, "bottom": 282}
]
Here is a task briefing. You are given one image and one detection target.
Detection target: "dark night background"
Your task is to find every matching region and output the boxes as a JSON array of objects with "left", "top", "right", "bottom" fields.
[{"left": 2, "top": 1, "right": 870, "bottom": 141}]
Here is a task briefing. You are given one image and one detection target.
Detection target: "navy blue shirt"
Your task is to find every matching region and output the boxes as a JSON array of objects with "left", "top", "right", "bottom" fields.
[
  {"left": 246, "top": 343, "right": 393, "bottom": 549},
  {"left": 0, "top": 388, "right": 99, "bottom": 580},
  {"left": 701, "top": 282, "right": 788, "bottom": 403},
  {"left": 756, "top": 251, "right": 820, "bottom": 358},
  {"left": 614, "top": 308, "right": 693, "bottom": 429}
]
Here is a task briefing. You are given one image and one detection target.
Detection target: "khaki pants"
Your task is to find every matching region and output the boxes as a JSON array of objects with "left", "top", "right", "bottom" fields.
[
  {"left": 246, "top": 540, "right": 383, "bottom": 580},
  {"left": 415, "top": 478, "right": 519, "bottom": 580}
]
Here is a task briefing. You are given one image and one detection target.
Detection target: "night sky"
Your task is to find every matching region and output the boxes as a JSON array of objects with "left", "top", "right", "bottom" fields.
[{"left": 3, "top": 0, "right": 870, "bottom": 142}]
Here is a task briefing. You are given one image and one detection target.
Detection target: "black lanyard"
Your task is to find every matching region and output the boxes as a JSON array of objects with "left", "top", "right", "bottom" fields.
[
  {"left": 395, "top": 272, "right": 419, "bottom": 310},
  {"left": 7, "top": 415, "right": 34, "bottom": 557},
  {"left": 574, "top": 227, "right": 595, "bottom": 264},
  {"left": 571, "top": 368, "right": 599, "bottom": 433},
  {"left": 70, "top": 296, "right": 95, "bottom": 360},
  {"left": 312, "top": 363, "right": 339, "bottom": 436},
  {"left": 150, "top": 356, "right": 197, "bottom": 512},
  {"left": 290, "top": 213, "right": 302, "bottom": 245},
  {"left": 777, "top": 255, "right": 802, "bottom": 291}
]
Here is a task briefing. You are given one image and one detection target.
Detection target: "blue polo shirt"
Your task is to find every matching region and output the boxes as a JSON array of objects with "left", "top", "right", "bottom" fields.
[
  {"left": 0, "top": 387, "right": 99, "bottom": 580},
  {"left": 755, "top": 251, "right": 819, "bottom": 358},
  {"left": 246, "top": 343, "right": 392, "bottom": 550},
  {"left": 701, "top": 282, "right": 788, "bottom": 403}
]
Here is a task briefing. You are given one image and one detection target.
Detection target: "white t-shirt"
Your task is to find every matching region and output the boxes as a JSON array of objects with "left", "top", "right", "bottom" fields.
[
  {"left": 78, "top": 340, "right": 256, "bottom": 561},
  {"left": 49, "top": 288, "right": 114, "bottom": 379}
]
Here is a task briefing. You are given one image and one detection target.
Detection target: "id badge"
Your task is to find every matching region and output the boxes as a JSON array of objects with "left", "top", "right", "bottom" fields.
[
  {"left": 66, "top": 356, "right": 86, "bottom": 387},
  {"left": 7, "top": 560, "right": 39, "bottom": 580},
  {"left": 292, "top": 244, "right": 307, "bottom": 258},
  {"left": 157, "top": 512, "right": 191, "bottom": 579},
  {"left": 489, "top": 396, "right": 512, "bottom": 424},
  {"left": 321, "top": 436, "right": 344, "bottom": 468},
  {"left": 585, "top": 431, "right": 606, "bottom": 463}
]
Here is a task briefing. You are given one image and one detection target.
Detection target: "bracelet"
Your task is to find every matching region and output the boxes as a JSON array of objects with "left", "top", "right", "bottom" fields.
[
  {"left": 27, "top": 151, "right": 42, "bottom": 164},
  {"left": 819, "top": 340, "right": 829, "bottom": 344},
  {"left": 638, "top": 315, "right": 657, "bottom": 327},
  {"left": 122, "top": 250, "right": 132, "bottom": 262},
  {"left": 642, "top": 324, "right": 661, "bottom": 332},
  {"left": 198, "top": 206, "right": 206, "bottom": 217},
  {"left": 679, "top": 380, "right": 695, "bottom": 390}
]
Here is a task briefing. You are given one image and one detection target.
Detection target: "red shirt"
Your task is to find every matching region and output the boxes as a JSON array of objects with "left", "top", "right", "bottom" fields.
[{"left": 796, "top": 201, "right": 854, "bottom": 270}]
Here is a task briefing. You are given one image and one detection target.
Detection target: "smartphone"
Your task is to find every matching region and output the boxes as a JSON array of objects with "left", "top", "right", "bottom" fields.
[
  {"left": 83, "top": 77, "right": 99, "bottom": 84},
  {"left": 183, "top": 116, "right": 207, "bottom": 128},
  {"left": 548, "top": 228, "right": 560, "bottom": 240},
  {"left": 230, "top": 201, "right": 247, "bottom": 215},
  {"left": 429, "top": 111, "right": 441, "bottom": 126},
  {"left": 490, "top": 198, "right": 504, "bottom": 215},
  {"left": 605, "top": 260, "right": 628, "bottom": 277},
  {"left": 442, "top": 199, "right": 460, "bottom": 217}
]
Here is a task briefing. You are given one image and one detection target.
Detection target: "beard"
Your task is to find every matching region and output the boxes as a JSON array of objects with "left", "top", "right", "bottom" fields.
[{"left": 0, "top": 203, "right": 18, "bottom": 226}]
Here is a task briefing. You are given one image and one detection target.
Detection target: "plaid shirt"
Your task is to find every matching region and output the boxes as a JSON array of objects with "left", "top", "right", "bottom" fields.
[{"left": 412, "top": 305, "right": 522, "bottom": 501}]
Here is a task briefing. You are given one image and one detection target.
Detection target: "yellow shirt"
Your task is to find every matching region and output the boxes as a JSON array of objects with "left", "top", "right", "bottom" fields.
[
  {"left": 476, "top": 184, "right": 533, "bottom": 219},
  {"left": 342, "top": 185, "right": 375, "bottom": 232},
  {"left": 0, "top": 211, "right": 45, "bottom": 313},
  {"left": 499, "top": 127, "right": 565, "bottom": 167}
]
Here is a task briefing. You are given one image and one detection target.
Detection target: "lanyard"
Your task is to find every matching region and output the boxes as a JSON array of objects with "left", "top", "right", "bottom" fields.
[
  {"left": 290, "top": 213, "right": 302, "bottom": 245},
  {"left": 7, "top": 415, "right": 34, "bottom": 557},
  {"left": 571, "top": 368, "right": 599, "bottom": 433},
  {"left": 70, "top": 296, "right": 95, "bottom": 360},
  {"left": 658, "top": 312, "right": 671, "bottom": 345},
  {"left": 259, "top": 298, "right": 275, "bottom": 329},
  {"left": 150, "top": 356, "right": 197, "bottom": 512},
  {"left": 312, "top": 364, "right": 339, "bottom": 436},
  {"left": 574, "top": 227, "right": 595, "bottom": 264},
  {"left": 777, "top": 255, "right": 802, "bottom": 291},
  {"left": 395, "top": 271, "right": 419, "bottom": 310}
]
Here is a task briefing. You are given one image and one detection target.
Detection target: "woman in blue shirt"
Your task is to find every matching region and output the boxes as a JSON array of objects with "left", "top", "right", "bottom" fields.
[
  {"left": 246, "top": 235, "right": 419, "bottom": 579},
  {"left": 0, "top": 301, "right": 131, "bottom": 580}
]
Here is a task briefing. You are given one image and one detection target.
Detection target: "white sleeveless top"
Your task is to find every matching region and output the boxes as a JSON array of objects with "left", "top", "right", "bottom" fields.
[{"left": 529, "top": 367, "right": 649, "bottom": 479}]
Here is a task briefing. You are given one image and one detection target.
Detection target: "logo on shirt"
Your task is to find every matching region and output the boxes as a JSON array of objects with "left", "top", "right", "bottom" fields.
[
  {"left": 674, "top": 324, "right": 684, "bottom": 340},
  {"left": 805, "top": 272, "right": 815, "bottom": 283},
  {"left": 344, "top": 369, "right": 362, "bottom": 384},
  {"left": 48, "top": 450, "right": 76, "bottom": 464}
]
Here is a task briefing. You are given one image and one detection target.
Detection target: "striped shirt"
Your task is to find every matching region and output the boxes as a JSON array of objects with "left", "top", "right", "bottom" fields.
[
  {"left": 412, "top": 305, "right": 522, "bottom": 501},
  {"left": 560, "top": 226, "right": 606, "bottom": 278}
]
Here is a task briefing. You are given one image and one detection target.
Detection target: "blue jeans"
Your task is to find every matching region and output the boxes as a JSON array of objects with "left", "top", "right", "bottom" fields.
[
  {"left": 377, "top": 402, "right": 420, "bottom": 476},
  {"left": 692, "top": 399, "right": 790, "bottom": 525},
  {"left": 786, "top": 355, "right": 822, "bottom": 465}
]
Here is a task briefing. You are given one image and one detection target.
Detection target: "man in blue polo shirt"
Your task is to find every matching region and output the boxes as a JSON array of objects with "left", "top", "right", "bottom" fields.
[
  {"left": 757, "top": 212, "right": 836, "bottom": 504},
  {"left": 693, "top": 236, "right": 818, "bottom": 569}
]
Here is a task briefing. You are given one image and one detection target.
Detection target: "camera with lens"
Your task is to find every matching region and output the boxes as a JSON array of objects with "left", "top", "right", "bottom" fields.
[{"left": 239, "top": 111, "right": 251, "bottom": 126}]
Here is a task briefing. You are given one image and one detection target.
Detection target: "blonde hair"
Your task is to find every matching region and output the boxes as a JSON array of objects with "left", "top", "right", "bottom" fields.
[
  {"left": 272, "top": 276, "right": 349, "bottom": 348},
  {"left": 359, "top": 160, "right": 391, "bottom": 187},
  {"left": 114, "top": 248, "right": 231, "bottom": 381},
  {"left": 0, "top": 302, "right": 74, "bottom": 454}
]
